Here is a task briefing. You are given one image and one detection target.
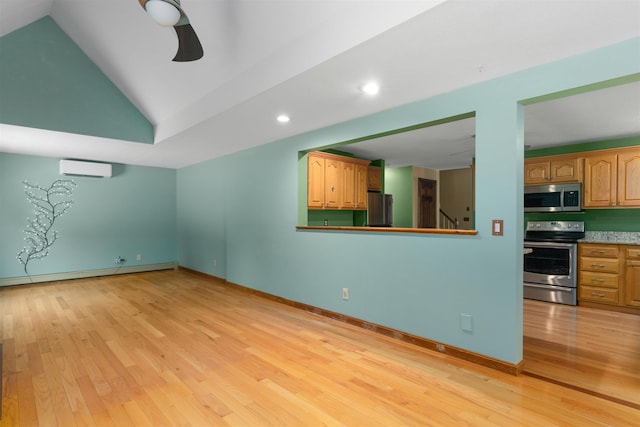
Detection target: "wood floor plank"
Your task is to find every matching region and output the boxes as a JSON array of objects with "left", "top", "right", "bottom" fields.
[
  {"left": 523, "top": 298, "right": 640, "bottom": 408},
  {"left": 2, "top": 270, "right": 640, "bottom": 426}
]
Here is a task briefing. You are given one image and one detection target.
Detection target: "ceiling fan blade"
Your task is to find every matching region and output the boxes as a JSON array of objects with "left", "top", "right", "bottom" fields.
[
  {"left": 172, "top": 23, "right": 203, "bottom": 62},
  {"left": 140, "top": 0, "right": 204, "bottom": 62}
]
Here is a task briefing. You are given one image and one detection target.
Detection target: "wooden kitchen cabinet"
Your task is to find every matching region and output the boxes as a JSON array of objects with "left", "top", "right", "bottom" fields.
[
  {"left": 355, "top": 163, "right": 368, "bottom": 209},
  {"left": 367, "top": 165, "right": 382, "bottom": 191},
  {"left": 617, "top": 149, "right": 640, "bottom": 207},
  {"left": 583, "top": 154, "right": 617, "bottom": 207},
  {"left": 578, "top": 243, "right": 640, "bottom": 313},
  {"left": 308, "top": 152, "right": 341, "bottom": 209},
  {"left": 578, "top": 243, "right": 621, "bottom": 305},
  {"left": 341, "top": 161, "right": 356, "bottom": 209},
  {"left": 524, "top": 156, "right": 582, "bottom": 185},
  {"left": 307, "top": 151, "right": 369, "bottom": 210},
  {"left": 624, "top": 247, "right": 640, "bottom": 308},
  {"left": 342, "top": 161, "right": 369, "bottom": 210},
  {"left": 583, "top": 148, "right": 640, "bottom": 208}
]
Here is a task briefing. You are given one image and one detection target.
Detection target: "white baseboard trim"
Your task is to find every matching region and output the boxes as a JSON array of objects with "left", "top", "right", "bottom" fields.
[{"left": 0, "top": 262, "right": 178, "bottom": 287}]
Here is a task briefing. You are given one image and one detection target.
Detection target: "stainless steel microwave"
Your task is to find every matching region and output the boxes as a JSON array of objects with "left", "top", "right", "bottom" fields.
[{"left": 524, "top": 183, "right": 582, "bottom": 212}]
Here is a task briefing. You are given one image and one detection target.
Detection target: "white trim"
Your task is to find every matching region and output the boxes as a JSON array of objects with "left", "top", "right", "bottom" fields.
[{"left": 0, "top": 262, "right": 177, "bottom": 287}]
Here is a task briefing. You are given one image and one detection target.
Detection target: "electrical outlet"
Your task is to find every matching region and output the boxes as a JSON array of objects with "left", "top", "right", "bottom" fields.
[
  {"left": 342, "top": 288, "right": 349, "bottom": 300},
  {"left": 115, "top": 256, "right": 125, "bottom": 264},
  {"left": 212, "top": 259, "right": 217, "bottom": 267},
  {"left": 137, "top": 254, "right": 142, "bottom": 261}
]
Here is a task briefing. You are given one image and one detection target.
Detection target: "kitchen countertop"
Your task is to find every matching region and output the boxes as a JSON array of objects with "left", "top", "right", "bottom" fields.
[{"left": 579, "top": 231, "right": 640, "bottom": 245}]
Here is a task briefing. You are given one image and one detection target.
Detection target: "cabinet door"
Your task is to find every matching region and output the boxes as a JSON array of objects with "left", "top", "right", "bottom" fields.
[
  {"left": 341, "top": 161, "right": 356, "bottom": 209},
  {"left": 617, "top": 150, "right": 640, "bottom": 207},
  {"left": 584, "top": 154, "right": 617, "bottom": 207},
  {"left": 625, "top": 260, "right": 640, "bottom": 307},
  {"left": 308, "top": 155, "right": 325, "bottom": 208},
  {"left": 524, "top": 160, "right": 550, "bottom": 184},
  {"left": 324, "top": 158, "right": 342, "bottom": 209},
  {"left": 367, "top": 166, "right": 382, "bottom": 191},
  {"left": 550, "top": 158, "right": 581, "bottom": 182},
  {"left": 355, "top": 164, "right": 368, "bottom": 210},
  {"left": 626, "top": 248, "right": 640, "bottom": 308}
]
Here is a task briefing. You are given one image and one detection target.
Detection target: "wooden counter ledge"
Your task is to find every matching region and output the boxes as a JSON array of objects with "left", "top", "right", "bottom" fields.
[{"left": 296, "top": 225, "right": 478, "bottom": 235}]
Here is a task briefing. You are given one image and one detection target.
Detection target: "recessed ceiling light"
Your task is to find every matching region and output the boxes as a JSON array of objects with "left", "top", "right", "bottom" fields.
[
  {"left": 277, "top": 114, "right": 290, "bottom": 123},
  {"left": 361, "top": 82, "right": 380, "bottom": 95}
]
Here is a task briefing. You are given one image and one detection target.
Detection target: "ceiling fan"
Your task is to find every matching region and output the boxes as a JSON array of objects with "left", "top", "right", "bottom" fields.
[{"left": 139, "top": 0, "right": 203, "bottom": 62}]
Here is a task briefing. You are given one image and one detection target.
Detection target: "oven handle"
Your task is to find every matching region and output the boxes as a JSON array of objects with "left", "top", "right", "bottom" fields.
[
  {"left": 524, "top": 241, "right": 576, "bottom": 249},
  {"left": 524, "top": 283, "right": 575, "bottom": 292}
]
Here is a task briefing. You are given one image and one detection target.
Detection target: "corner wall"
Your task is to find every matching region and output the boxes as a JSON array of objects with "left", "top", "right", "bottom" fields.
[{"left": 0, "top": 153, "right": 177, "bottom": 282}]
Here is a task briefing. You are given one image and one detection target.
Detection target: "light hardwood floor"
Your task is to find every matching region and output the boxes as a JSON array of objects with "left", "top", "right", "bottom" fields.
[
  {"left": 523, "top": 298, "right": 640, "bottom": 409},
  {"left": 1, "top": 270, "right": 639, "bottom": 426}
]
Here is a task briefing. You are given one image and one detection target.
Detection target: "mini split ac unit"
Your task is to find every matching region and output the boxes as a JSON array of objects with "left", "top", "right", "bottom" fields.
[{"left": 59, "top": 160, "right": 112, "bottom": 178}]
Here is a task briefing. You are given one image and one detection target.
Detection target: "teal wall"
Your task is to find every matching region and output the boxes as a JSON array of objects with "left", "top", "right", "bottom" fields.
[
  {"left": 385, "top": 166, "right": 413, "bottom": 228},
  {"left": 177, "top": 38, "right": 640, "bottom": 365},
  {"left": 0, "top": 153, "right": 176, "bottom": 278},
  {"left": 0, "top": 17, "right": 153, "bottom": 143},
  {"left": 524, "top": 135, "right": 640, "bottom": 231}
]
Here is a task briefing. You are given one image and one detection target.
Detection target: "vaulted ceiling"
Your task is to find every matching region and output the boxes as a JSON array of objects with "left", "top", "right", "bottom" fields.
[{"left": 1, "top": 0, "right": 639, "bottom": 169}]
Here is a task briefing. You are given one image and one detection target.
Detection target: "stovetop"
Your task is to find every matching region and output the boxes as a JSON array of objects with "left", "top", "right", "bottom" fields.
[{"left": 525, "top": 221, "right": 585, "bottom": 243}]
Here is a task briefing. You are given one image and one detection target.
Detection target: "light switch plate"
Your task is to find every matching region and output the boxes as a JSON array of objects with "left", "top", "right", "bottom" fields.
[{"left": 492, "top": 219, "right": 503, "bottom": 236}]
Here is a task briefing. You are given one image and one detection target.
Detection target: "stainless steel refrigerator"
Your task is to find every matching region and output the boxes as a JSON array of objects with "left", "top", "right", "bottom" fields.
[{"left": 367, "top": 193, "right": 393, "bottom": 227}]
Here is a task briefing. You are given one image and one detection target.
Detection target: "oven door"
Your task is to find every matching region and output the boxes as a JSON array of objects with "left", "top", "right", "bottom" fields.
[{"left": 523, "top": 241, "right": 577, "bottom": 288}]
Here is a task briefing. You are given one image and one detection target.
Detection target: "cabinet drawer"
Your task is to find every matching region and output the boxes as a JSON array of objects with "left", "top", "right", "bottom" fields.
[
  {"left": 579, "top": 271, "right": 618, "bottom": 289},
  {"left": 627, "top": 247, "right": 640, "bottom": 260},
  {"left": 579, "top": 244, "right": 619, "bottom": 258},
  {"left": 579, "top": 286, "right": 619, "bottom": 304},
  {"left": 579, "top": 257, "right": 620, "bottom": 274}
]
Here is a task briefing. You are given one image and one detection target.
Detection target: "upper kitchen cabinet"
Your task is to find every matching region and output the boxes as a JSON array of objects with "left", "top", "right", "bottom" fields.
[
  {"left": 584, "top": 147, "right": 640, "bottom": 208},
  {"left": 524, "top": 155, "right": 582, "bottom": 185},
  {"left": 307, "top": 151, "right": 369, "bottom": 210},
  {"left": 617, "top": 149, "right": 640, "bottom": 207},
  {"left": 367, "top": 165, "right": 382, "bottom": 191},
  {"left": 354, "top": 163, "right": 368, "bottom": 209}
]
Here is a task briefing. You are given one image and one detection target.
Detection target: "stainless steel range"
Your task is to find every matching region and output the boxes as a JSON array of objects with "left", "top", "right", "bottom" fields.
[{"left": 523, "top": 221, "right": 585, "bottom": 306}]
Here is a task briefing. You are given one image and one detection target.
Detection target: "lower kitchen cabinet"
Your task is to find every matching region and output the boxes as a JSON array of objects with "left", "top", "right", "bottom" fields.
[
  {"left": 625, "top": 247, "right": 640, "bottom": 308},
  {"left": 578, "top": 243, "right": 621, "bottom": 305},
  {"left": 578, "top": 243, "right": 640, "bottom": 313}
]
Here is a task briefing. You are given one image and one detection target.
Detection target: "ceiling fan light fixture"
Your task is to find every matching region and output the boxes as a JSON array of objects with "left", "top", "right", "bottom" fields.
[{"left": 145, "top": 0, "right": 181, "bottom": 27}]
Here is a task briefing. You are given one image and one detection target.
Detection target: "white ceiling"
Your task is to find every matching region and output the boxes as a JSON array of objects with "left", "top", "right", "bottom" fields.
[
  {"left": 342, "top": 81, "right": 640, "bottom": 170},
  {"left": 1, "top": 0, "right": 639, "bottom": 169}
]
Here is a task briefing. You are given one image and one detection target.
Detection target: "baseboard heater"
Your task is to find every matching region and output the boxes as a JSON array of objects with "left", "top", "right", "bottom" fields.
[
  {"left": 60, "top": 159, "right": 112, "bottom": 178},
  {"left": 0, "top": 262, "right": 177, "bottom": 287}
]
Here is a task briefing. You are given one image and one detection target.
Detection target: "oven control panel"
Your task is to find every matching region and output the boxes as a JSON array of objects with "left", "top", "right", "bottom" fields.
[{"left": 526, "top": 221, "right": 584, "bottom": 232}]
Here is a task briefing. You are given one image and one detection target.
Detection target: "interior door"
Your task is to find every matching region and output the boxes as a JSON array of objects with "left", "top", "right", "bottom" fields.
[{"left": 418, "top": 178, "right": 437, "bottom": 228}]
